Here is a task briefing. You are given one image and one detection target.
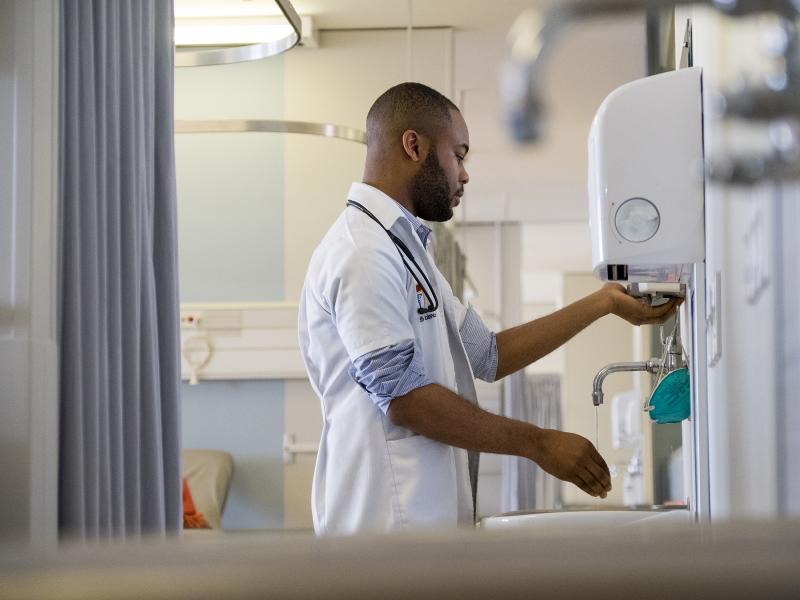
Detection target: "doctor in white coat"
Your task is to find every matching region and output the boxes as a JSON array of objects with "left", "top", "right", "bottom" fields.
[{"left": 299, "top": 83, "right": 679, "bottom": 536}]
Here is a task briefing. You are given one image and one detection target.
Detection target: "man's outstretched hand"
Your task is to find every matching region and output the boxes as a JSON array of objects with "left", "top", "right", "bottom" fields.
[
  {"left": 532, "top": 429, "right": 612, "bottom": 499},
  {"left": 603, "top": 282, "right": 682, "bottom": 326}
]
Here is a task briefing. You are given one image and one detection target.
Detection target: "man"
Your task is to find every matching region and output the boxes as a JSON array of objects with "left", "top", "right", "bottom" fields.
[{"left": 298, "top": 82, "right": 679, "bottom": 536}]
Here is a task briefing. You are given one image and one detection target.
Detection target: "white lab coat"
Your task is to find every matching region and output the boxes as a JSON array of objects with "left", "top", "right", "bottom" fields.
[{"left": 298, "top": 182, "right": 479, "bottom": 535}]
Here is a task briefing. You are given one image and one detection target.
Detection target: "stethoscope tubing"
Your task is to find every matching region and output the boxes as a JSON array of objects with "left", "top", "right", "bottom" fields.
[{"left": 346, "top": 200, "right": 439, "bottom": 315}]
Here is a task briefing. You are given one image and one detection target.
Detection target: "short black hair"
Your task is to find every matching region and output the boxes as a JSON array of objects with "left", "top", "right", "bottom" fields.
[{"left": 366, "top": 82, "right": 459, "bottom": 148}]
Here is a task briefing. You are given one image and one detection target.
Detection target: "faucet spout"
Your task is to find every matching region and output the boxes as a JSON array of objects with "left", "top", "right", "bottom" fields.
[{"left": 592, "top": 360, "right": 661, "bottom": 407}]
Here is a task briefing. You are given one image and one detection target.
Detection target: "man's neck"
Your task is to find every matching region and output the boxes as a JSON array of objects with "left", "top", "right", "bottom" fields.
[{"left": 361, "top": 178, "right": 416, "bottom": 217}]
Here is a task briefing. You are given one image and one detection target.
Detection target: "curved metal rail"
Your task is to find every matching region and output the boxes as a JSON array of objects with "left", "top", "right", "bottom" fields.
[
  {"left": 175, "top": 0, "right": 302, "bottom": 67},
  {"left": 174, "top": 119, "right": 367, "bottom": 144}
]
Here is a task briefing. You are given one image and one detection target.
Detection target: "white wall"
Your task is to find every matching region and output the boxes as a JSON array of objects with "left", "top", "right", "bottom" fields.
[
  {"left": 282, "top": 380, "right": 321, "bottom": 529},
  {"left": 0, "top": 0, "right": 59, "bottom": 547},
  {"left": 520, "top": 222, "right": 596, "bottom": 376},
  {"left": 175, "top": 53, "right": 286, "bottom": 302}
]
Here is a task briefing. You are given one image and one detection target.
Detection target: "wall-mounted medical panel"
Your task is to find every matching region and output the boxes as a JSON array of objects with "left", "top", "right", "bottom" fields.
[
  {"left": 588, "top": 66, "right": 705, "bottom": 283},
  {"left": 180, "top": 302, "right": 306, "bottom": 381}
]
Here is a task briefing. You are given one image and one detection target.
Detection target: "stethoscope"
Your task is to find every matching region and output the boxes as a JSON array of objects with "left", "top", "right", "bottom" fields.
[{"left": 346, "top": 200, "right": 439, "bottom": 315}]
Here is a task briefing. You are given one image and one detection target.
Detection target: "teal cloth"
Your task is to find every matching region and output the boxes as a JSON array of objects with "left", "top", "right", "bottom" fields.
[{"left": 648, "top": 368, "right": 690, "bottom": 424}]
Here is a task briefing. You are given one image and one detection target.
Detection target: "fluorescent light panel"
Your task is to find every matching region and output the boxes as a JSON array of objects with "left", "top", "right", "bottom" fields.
[{"left": 175, "top": 17, "right": 294, "bottom": 46}]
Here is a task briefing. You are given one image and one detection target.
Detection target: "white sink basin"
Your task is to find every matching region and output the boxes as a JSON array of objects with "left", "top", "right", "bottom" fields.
[{"left": 481, "top": 507, "right": 691, "bottom": 531}]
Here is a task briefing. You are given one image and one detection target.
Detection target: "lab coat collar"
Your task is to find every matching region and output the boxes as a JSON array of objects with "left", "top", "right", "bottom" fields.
[{"left": 347, "top": 182, "right": 415, "bottom": 234}]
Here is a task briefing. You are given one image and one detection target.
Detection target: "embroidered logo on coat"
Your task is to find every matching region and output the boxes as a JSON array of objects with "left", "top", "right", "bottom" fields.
[
  {"left": 415, "top": 283, "right": 437, "bottom": 322},
  {"left": 416, "top": 283, "right": 426, "bottom": 310}
]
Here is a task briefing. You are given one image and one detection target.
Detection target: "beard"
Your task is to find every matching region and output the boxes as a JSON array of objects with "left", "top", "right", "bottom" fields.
[{"left": 408, "top": 148, "right": 454, "bottom": 222}]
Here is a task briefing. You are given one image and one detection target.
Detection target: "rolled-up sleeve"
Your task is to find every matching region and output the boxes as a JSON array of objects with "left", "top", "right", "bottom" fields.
[
  {"left": 350, "top": 341, "right": 433, "bottom": 414},
  {"left": 459, "top": 307, "right": 498, "bottom": 382}
]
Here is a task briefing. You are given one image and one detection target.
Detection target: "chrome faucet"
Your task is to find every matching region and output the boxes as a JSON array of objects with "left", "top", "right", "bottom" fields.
[
  {"left": 592, "top": 316, "right": 687, "bottom": 406},
  {"left": 592, "top": 359, "right": 662, "bottom": 406}
]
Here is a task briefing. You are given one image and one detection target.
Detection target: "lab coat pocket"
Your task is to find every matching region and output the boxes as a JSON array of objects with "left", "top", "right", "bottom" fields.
[{"left": 386, "top": 434, "right": 458, "bottom": 529}]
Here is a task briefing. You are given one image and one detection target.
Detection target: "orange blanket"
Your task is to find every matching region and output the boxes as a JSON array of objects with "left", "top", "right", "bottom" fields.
[{"left": 182, "top": 477, "right": 211, "bottom": 529}]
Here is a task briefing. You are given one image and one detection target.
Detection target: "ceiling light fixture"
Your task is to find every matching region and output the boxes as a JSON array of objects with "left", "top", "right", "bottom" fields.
[{"left": 175, "top": 0, "right": 303, "bottom": 67}]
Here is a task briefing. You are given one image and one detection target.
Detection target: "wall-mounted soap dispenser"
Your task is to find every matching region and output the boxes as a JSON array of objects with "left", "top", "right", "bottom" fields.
[
  {"left": 588, "top": 66, "right": 710, "bottom": 521},
  {"left": 588, "top": 66, "right": 705, "bottom": 283}
]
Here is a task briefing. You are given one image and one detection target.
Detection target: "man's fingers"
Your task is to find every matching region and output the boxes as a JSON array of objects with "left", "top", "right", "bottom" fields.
[
  {"left": 589, "top": 445, "right": 610, "bottom": 474},
  {"left": 617, "top": 292, "right": 681, "bottom": 325},
  {"left": 585, "top": 459, "right": 612, "bottom": 492},
  {"left": 654, "top": 298, "right": 676, "bottom": 312},
  {"left": 573, "top": 475, "right": 598, "bottom": 498},
  {"left": 574, "top": 472, "right": 606, "bottom": 498},
  {"left": 645, "top": 298, "right": 680, "bottom": 319},
  {"left": 635, "top": 298, "right": 681, "bottom": 325},
  {"left": 578, "top": 444, "right": 611, "bottom": 496},
  {"left": 657, "top": 297, "right": 682, "bottom": 315},
  {"left": 586, "top": 445, "right": 611, "bottom": 486}
]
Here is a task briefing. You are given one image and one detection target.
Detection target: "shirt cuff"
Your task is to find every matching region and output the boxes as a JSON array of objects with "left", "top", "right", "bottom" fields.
[
  {"left": 460, "top": 307, "right": 499, "bottom": 382},
  {"left": 350, "top": 341, "right": 433, "bottom": 414}
]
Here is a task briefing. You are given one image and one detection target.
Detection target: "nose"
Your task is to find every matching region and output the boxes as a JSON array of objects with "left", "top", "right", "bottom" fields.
[{"left": 460, "top": 164, "right": 469, "bottom": 186}]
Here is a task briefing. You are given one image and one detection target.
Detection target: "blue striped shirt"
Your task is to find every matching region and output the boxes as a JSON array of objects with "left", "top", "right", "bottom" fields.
[{"left": 349, "top": 202, "right": 498, "bottom": 414}]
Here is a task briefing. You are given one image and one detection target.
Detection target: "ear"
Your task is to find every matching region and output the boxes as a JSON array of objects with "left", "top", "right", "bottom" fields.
[{"left": 401, "top": 129, "right": 427, "bottom": 162}]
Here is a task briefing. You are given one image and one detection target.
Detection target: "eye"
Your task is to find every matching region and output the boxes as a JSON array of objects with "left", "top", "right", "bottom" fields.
[{"left": 455, "top": 154, "right": 464, "bottom": 163}]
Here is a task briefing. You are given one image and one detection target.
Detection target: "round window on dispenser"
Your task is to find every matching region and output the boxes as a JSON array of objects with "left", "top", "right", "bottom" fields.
[{"left": 614, "top": 197, "right": 660, "bottom": 243}]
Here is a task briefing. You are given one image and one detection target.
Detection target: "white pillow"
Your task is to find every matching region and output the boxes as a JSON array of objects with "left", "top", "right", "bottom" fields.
[{"left": 181, "top": 449, "right": 234, "bottom": 530}]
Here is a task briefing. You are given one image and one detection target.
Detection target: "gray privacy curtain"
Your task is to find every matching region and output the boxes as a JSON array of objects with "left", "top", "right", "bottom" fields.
[{"left": 58, "top": 0, "right": 181, "bottom": 538}]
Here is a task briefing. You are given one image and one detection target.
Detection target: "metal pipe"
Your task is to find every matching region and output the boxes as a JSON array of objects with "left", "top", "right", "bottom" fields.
[
  {"left": 174, "top": 119, "right": 367, "bottom": 145},
  {"left": 592, "top": 359, "right": 662, "bottom": 406},
  {"left": 504, "top": 0, "right": 800, "bottom": 143}
]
